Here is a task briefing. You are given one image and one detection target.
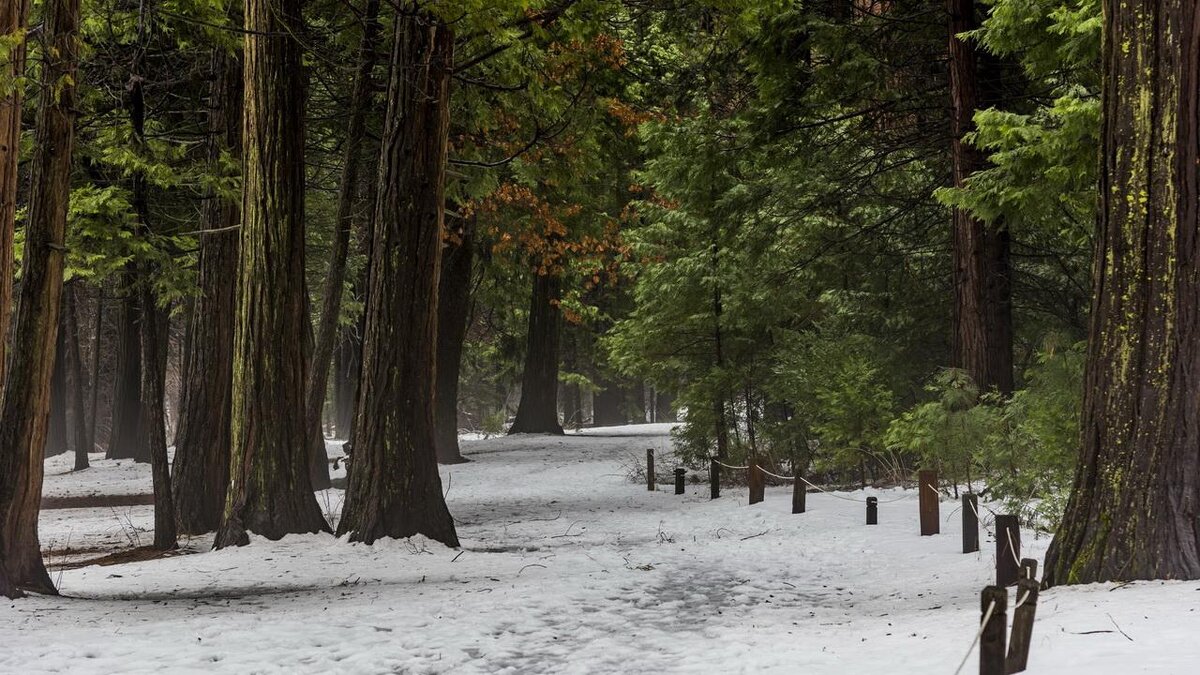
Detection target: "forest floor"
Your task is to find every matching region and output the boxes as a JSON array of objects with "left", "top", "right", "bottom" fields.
[{"left": 2, "top": 424, "right": 1196, "bottom": 673}]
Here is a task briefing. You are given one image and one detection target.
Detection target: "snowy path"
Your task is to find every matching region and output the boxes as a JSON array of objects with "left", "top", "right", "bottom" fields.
[{"left": 3, "top": 425, "right": 1197, "bottom": 673}]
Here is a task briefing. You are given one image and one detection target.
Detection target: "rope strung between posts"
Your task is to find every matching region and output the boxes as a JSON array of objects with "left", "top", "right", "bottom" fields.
[
  {"left": 1014, "top": 587, "right": 1032, "bottom": 610},
  {"left": 953, "top": 598, "right": 998, "bottom": 675},
  {"left": 711, "top": 459, "right": 751, "bottom": 471},
  {"left": 1006, "top": 529, "right": 1022, "bottom": 567},
  {"left": 711, "top": 459, "right": 909, "bottom": 503}
]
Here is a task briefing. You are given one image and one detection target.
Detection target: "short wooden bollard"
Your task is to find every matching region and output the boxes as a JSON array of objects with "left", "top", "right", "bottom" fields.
[
  {"left": 918, "top": 469, "right": 940, "bottom": 535},
  {"left": 710, "top": 459, "right": 720, "bottom": 499},
  {"left": 1006, "top": 578, "right": 1039, "bottom": 674},
  {"left": 963, "top": 492, "right": 979, "bottom": 553},
  {"left": 980, "top": 586, "right": 1008, "bottom": 675},
  {"left": 995, "top": 514, "right": 1021, "bottom": 587},
  {"left": 792, "top": 477, "right": 806, "bottom": 514},
  {"left": 1020, "top": 558, "right": 1037, "bottom": 581},
  {"left": 749, "top": 463, "right": 765, "bottom": 505},
  {"left": 866, "top": 496, "right": 878, "bottom": 524},
  {"left": 646, "top": 449, "right": 655, "bottom": 492},
  {"left": 674, "top": 468, "right": 686, "bottom": 495}
]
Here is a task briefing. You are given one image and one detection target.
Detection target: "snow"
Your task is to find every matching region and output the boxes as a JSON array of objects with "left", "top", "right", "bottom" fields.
[{"left": 4, "top": 424, "right": 1197, "bottom": 673}]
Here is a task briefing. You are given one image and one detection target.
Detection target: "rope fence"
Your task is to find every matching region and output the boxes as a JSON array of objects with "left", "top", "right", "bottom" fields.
[{"left": 711, "top": 459, "right": 910, "bottom": 503}]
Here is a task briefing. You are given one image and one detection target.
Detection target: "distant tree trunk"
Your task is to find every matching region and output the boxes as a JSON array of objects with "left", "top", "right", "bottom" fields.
[
  {"left": 509, "top": 272, "right": 564, "bottom": 435},
  {"left": 333, "top": 329, "right": 361, "bottom": 437},
  {"left": 172, "top": 42, "right": 241, "bottom": 535},
  {"left": 87, "top": 286, "right": 104, "bottom": 455},
  {"left": 0, "top": 0, "right": 30, "bottom": 390},
  {"left": 948, "top": 0, "right": 1013, "bottom": 395},
  {"left": 337, "top": 7, "right": 457, "bottom": 547},
  {"left": 593, "top": 378, "right": 628, "bottom": 427},
  {"left": 1044, "top": 0, "right": 1200, "bottom": 585},
  {"left": 561, "top": 330, "right": 583, "bottom": 430},
  {"left": 214, "top": 0, "right": 329, "bottom": 548},
  {"left": 434, "top": 215, "right": 473, "bottom": 463},
  {"left": 47, "top": 322, "right": 68, "bottom": 457},
  {"left": 140, "top": 288, "right": 176, "bottom": 550},
  {"left": 65, "top": 285, "right": 90, "bottom": 470},
  {"left": 0, "top": 0, "right": 79, "bottom": 596},
  {"left": 106, "top": 273, "right": 145, "bottom": 460}
]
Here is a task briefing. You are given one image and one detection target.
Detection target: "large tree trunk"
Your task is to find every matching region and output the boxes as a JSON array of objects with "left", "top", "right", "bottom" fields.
[
  {"left": 0, "top": 0, "right": 78, "bottom": 596},
  {"left": 434, "top": 215, "right": 474, "bottom": 463},
  {"left": 305, "top": 0, "right": 381, "bottom": 485},
  {"left": 948, "top": 0, "right": 1014, "bottom": 395},
  {"left": 172, "top": 42, "right": 241, "bottom": 535},
  {"left": 214, "top": 0, "right": 329, "bottom": 548},
  {"left": 106, "top": 278, "right": 145, "bottom": 460},
  {"left": 1044, "top": 0, "right": 1200, "bottom": 585},
  {"left": 509, "top": 272, "right": 565, "bottom": 435},
  {"left": 0, "top": 0, "right": 30, "bottom": 389},
  {"left": 337, "top": 7, "right": 457, "bottom": 547}
]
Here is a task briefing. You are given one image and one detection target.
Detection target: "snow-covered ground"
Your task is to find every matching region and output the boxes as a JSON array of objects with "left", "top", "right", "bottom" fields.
[{"left": 3, "top": 424, "right": 1196, "bottom": 673}]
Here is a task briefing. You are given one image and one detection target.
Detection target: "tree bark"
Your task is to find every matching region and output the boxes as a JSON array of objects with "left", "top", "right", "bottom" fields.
[
  {"left": 1044, "top": 0, "right": 1200, "bottom": 585},
  {"left": 435, "top": 215, "right": 474, "bottom": 463},
  {"left": 140, "top": 288, "right": 176, "bottom": 550},
  {"left": 948, "top": 0, "right": 1014, "bottom": 395},
  {"left": 214, "top": 0, "right": 329, "bottom": 548},
  {"left": 87, "top": 286, "right": 104, "bottom": 455},
  {"left": 172, "top": 41, "right": 241, "bottom": 535},
  {"left": 0, "top": 0, "right": 31, "bottom": 391},
  {"left": 47, "top": 319, "right": 69, "bottom": 457},
  {"left": 333, "top": 328, "right": 361, "bottom": 437},
  {"left": 305, "top": 0, "right": 381, "bottom": 482},
  {"left": 0, "top": 0, "right": 79, "bottom": 595},
  {"left": 65, "top": 284, "right": 90, "bottom": 470},
  {"left": 106, "top": 272, "right": 145, "bottom": 460},
  {"left": 337, "top": 6, "right": 458, "bottom": 547},
  {"left": 509, "top": 272, "right": 564, "bottom": 435}
]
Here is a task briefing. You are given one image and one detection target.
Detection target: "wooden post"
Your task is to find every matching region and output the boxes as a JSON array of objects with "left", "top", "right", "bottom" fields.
[
  {"left": 995, "top": 514, "right": 1021, "bottom": 587},
  {"left": 963, "top": 492, "right": 979, "bottom": 553},
  {"left": 1005, "top": 579, "right": 1038, "bottom": 674},
  {"left": 866, "top": 496, "right": 878, "bottom": 525},
  {"left": 792, "top": 477, "right": 806, "bottom": 514},
  {"left": 674, "top": 468, "right": 685, "bottom": 495},
  {"left": 1020, "top": 558, "right": 1037, "bottom": 582},
  {"left": 980, "top": 586, "right": 1008, "bottom": 675},
  {"left": 748, "top": 463, "right": 764, "bottom": 505},
  {"left": 710, "top": 458, "right": 720, "bottom": 499},
  {"left": 646, "top": 449, "right": 655, "bottom": 492},
  {"left": 918, "top": 469, "right": 939, "bottom": 535}
]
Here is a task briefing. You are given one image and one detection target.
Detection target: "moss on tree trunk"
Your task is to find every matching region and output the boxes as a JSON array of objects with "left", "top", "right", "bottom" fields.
[{"left": 1045, "top": 0, "right": 1200, "bottom": 585}]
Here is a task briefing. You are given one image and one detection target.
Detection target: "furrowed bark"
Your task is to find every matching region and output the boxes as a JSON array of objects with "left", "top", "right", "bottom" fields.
[
  {"left": 173, "top": 40, "right": 241, "bottom": 535},
  {"left": 0, "top": 0, "right": 80, "bottom": 595},
  {"left": 1044, "top": 0, "right": 1200, "bottom": 585},
  {"left": 0, "top": 0, "right": 30, "bottom": 389},
  {"left": 337, "top": 6, "right": 458, "bottom": 547},
  {"left": 214, "top": 0, "right": 329, "bottom": 548},
  {"left": 948, "top": 0, "right": 1014, "bottom": 395}
]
